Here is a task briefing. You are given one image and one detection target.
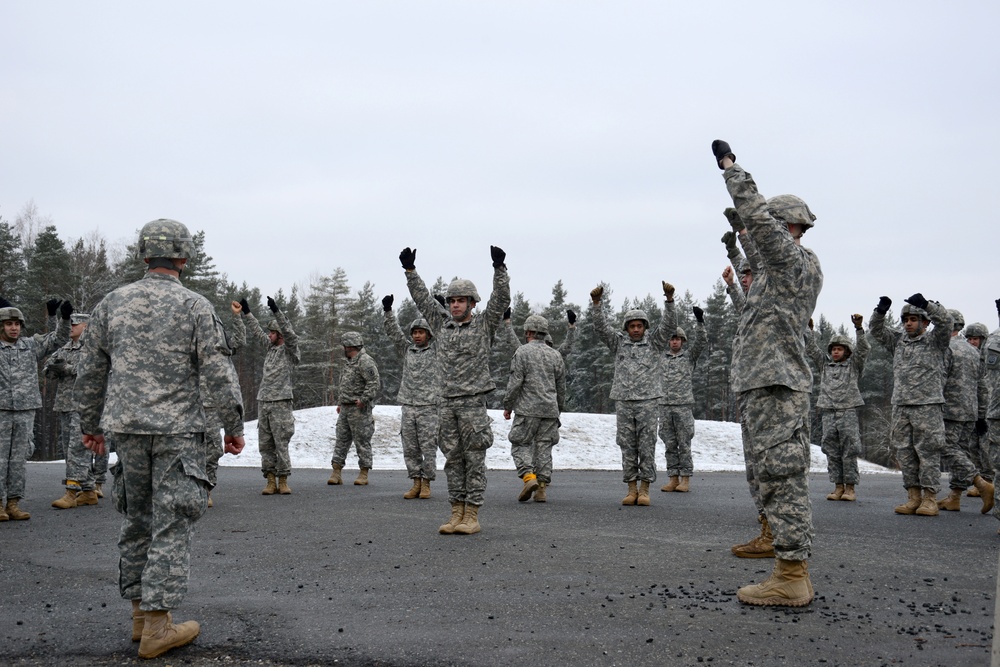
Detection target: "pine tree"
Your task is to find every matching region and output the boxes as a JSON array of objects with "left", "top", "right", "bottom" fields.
[{"left": 0, "top": 221, "right": 26, "bottom": 302}]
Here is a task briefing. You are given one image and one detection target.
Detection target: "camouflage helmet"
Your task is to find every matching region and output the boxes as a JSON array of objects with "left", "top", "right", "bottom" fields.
[
  {"left": 446, "top": 278, "right": 481, "bottom": 303},
  {"left": 965, "top": 322, "right": 989, "bottom": 339},
  {"left": 737, "top": 258, "right": 751, "bottom": 274},
  {"left": 947, "top": 309, "right": 964, "bottom": 331},
  {"left": 543, "top": 333, "right": 555, "bottom": 347},
  {"left": 766, "top": 194, "right": 816, "bottom": 230},
  {"left": 900, "top": 303, "right": 929, "bottom": 322},
  {"left": 827, "top": 334, "right": 854, "bottom": 356},
  {"left": 671, "top": 327, "right": 688, "bottom": 342},
  {"left": 0, "top": 307, "right": 25, "bottom": 324},
  {"left": 341, "top": 331, "right": 364, "bottom": 348},
  {"left": 523, "top": 314, "right": 550, "bottom": 335},
  {"left": 409, "top": 318, "right": 433, "bottom": 338},
  {"left": 267, "top": 320, "right": 281, "bottom": 333},
  {"left": 622, "top": 309, "right": 649, "bottom": 330},
  {"left": 137, "top": 219, "right": 194, "bottom": 259},
  {"left": 70, "top": 313, "right": 90, "bottom": 325}
]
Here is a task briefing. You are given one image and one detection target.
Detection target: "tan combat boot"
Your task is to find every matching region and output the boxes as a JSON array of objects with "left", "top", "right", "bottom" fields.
[
  {"left": 95, "top": 483, "right": 104, "bottom": 498},
  {"left": 137, "top": 610, "right": 200, "bottom": 659},
  {"left": 937, "top": 488, "right": 962, "bottom": 511},
  {"left": 894, "top": 487, "right": 921, "bottom": 515},
  {"left": 131, "top": 599, "right": 144, "bottom": 642},
  {"left": 277, "top": 476, "right": 291, "bottom": 495},
  {"left": 52, "top": 488, "right": 79, "bottom": 509},
  {"left": 439, "top": 502, "right": 465, "bottom": 534},
  {"left": 621, "top": 481, "right": 638, "bottom": 505},
  {"left": 354, "top": 469, "right": 369, "bottom": 486},
  {"left": 737, "top": 558, "right": 814, "bottom": 607},
  {"left": 676, "top": 476, "right": 690, "bottom": 493},
  {"left": 0, "top": 504, "right": 8, "bottom": 521},
  {"left": 6, "top": 498, "right": 30, "bottom": 520},
  {"left": 327, "top": 464, "right": 343, "bottom": 485},
  {"left": 419, "top": 478, "right": 431, "bottom": 499},
  {"left": 403, "top": 478, "right": 421, "bottom": 499},
  {"left": 840, "top": 484, "right": 856, "bottom": 501},
  {"left": 534, "top": 482, "right": 547, "bottom": 503},
  {"left": 518, "top": 473, "right": 539, "bottom": 502},
  {"left": 636, "top": 480, "right": 651, "bottom": 506},
  {"left": 661, "top": 475, "right": 679, "bottom": 492},
  {"left": 453, "top": 504, "right": 481, "bottom": 535},
  {"left": 826, "top": 484, "right": 845, "bottom": 501},
  {"left": 916, "top": 488, "right": 939, "bottom": 516},
  {"left": 968, "top": 486, "right": 981, "bottom": 497},
  {"left": 261, "top": 473, "right": 277, "bottom": 495},
  {"left": 77, "top": 490, "right": 99, "bottom": 506},
  {"left": 973, "top": 475, "right": 995, "bottom": 513},
  {"left": 732, "top": 515, "right": 775, "bottom": 559}
]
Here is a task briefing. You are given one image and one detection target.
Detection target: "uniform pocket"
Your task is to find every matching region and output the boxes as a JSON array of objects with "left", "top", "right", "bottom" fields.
[
  {"left": 174, "top": 444, "right": 210, "bottom": 519},
  {"left": 110, "top": 460, "right": 127, "bottom": 515}
]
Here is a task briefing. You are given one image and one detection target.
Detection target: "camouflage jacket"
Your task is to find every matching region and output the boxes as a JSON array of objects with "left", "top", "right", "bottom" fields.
[
  {"left": 724, "top": 164, "right": 823, "bottom": 394},
  {"left": 659, "top": 300, "right": 706, "bottom": 405},
  {"left": 44, "top": 337, "right": 85, "bottom": 413},
  {"left": 869, "top": 301, "right": 951, "bottom": 406},
  {"left": 806, "top": 328, "right": 869, "bottom": 409},
  {"left": 406, "top": 267, "right": 510, "bottom": 399},
  {"left": 593, "top": 300, "right": 671, "bottom": 401},
  {"left": 337, "top": 349, "right": 380, "bottom": 407},
  {"left": 245, "top": 310, "right": 299, "bottom": 402},
  {"left": 76, "top": 272, "right": 244, "bottom": 436},
  {"left": 984, "top": 328, "right": 1000, "bottom": 419},
  {"left": 501, "top": 320, "right": 576, "bottom": 361},
  {"left": 0, "top": 317, "right": 70, "bottom": 411},
  {"left": 503, "top": 339, "right": 566, "bottom": 418},
  {"left": 943, "top": 335, "right": 986, "bottom": 422},
  {"left": 383, "top": 310, "right": 440, "bottom": 406}
]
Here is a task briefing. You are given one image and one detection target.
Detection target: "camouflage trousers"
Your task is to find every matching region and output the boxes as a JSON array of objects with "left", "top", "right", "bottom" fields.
[
  {"left": 891, "top": 404, "right": 944, "bottom": 493},
  {"left": 967, "top": 429, "right": 992, "bottom": 483},
  {"left": 112, "top": 432, "right": 209, "bottom": 611},
  {"left": 988, "top": 419, "right": 1000, "bottom": 521},
  {"left": 400, "top": 405, "right": 438, "bottom": 480},
  {"left": 615, "top": 399, "right": 658, "bottom": 483},
  {"left": 258, "top": 400, "right": 295, "bottom": 478},
  {"left": 508, "top": 414, "right": 560, "bottom": 484},
  {"left": 741, "top": 415, "right": 764, "bottom": 515},
  {"left": 739, "top": 387, "right": 813, "bottom": 562},
  {"left": 59, "top": 411, "right": 97, "bottom": 491},
  {"left": 820, "top": 409, "right": 861, "bottom": 485},
  {"left": 0, "top": 409, "right": 36, "bottom": 502},
  {"left": 658, "top": 404, "right": 694, "bottom": 477},
  {"left": 333, "top": 404, "right": 375, "bottom": 470},
  {"left": 438, "top": 395, "right": 492, "bottom": 507},
  {"left": 203, "top": 408, "right": 224, "bottom": 487},
  {"left": 941, "top": 420, "right": 979, "bottom": 489}
]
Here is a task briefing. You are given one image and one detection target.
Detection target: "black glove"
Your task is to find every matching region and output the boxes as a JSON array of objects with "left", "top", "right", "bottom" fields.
[
  {"left": 59, "top": 300, "right": 74, "bottom": 320},
  {"left": 490, "top": 245, "right": 506, "bottom": 269},
  {"left": 875, "top": 296, "right": 892, "bottom": 315},
  {"left": 567, "top": 309, "right": 577, "bottom": 325},
  {"left": 240, "top": 298, "right": 251, "bottom": 315},
  {"left": 434, "top": 294, "right": 447, "bottom": 309},
  {"left": 721, "top": 231, "right": 737, "bottom": 250},
  {"left": 399, "top": 247, "right": 416, "bottom": 271},
  {"left": 976, "top": 418, "right": 989, "bottom": 437},
  {"left": 693, "top": 306, "right": 704, "bottom": 323},
  {"left": 723, "top": 208, "right": 745, "bottom": 233},
  {"left": 382, "top": 295, "right": 393, "bottom": 312},
  {"left": 904, "top": 293, "right": 929, "bottom": 311},
  {"left": 503, "top": 307, "right": 511, "bottom": 321},
  {"left": 267, "top": 296, "right": 278, "bottom": 313},
  {"left": 0, "top": 297, "right": 10, "bottom": 308},
  {"left": 46, "top": 299, "right": 60, "bottom": 317},
  {"left": 995, "top": 298, "right": 1000, "bottom": 317},
  {"left": 711, "top": 139, "right": 735, "bottom": 169}
]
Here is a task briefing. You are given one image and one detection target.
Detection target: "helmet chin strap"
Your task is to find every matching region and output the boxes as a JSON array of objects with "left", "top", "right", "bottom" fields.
[{"left": 147, "top": 257, "right": 184, "bottom": 275}]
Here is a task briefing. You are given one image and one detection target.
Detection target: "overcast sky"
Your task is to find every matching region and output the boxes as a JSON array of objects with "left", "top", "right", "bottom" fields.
[{"left": 2, "top": 2, "right": 997, "bottom": 330}]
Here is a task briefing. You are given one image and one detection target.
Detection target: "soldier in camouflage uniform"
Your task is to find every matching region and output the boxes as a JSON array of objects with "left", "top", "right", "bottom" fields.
[
  {"left": 937, "top": 310, "right": 994, "bottom": 511},
  {"left": 243, "top": 296, "right": 299, "bottom": 495},
  {"left": 963, "top": 321, "right": 992, "bottom": 493},
  {"left": 48, "top": 312, "right": 101, "bottom": 510},
  {"left": 983, "top": 301, "right": 1000, "bottom": 527},
  {"left": 712, "top": 140, "right": 822, "bottom": 607},
  {"left": 658, "top": 298, "right": 707, "bottom": 493},
  {"left": 0, "top": 297, "right": 71, "bottom": 521},
  {"left": 399, "top": 245, "right": 510, "bottom": 535},
  {"left": 77, "top": 219, "right": 245, "bottom": 659},
  {"left": 868, "top": 294, "right": 952, "bottom": 517},
  {"left": 503, "top": 314, "right": 566, "bottom": 503},
  {"left": 591, "top": 282, "right": 672, "bottom": 507},
  {"left": 330, "top": 332, "right": 380, "bottom": 486},
  {"left": 806, "top": 314, "right": 870, "bottom": 502},
  {"left": 501, "top": 308, "right": 577, "bottom": 360},
  {"left": 382, "top": 294, "right": 440, "bottom": 499}
]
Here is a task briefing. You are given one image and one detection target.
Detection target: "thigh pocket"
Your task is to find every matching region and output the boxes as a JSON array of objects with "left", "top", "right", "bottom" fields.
[
  {"left": 174, "top": 447, "right": 210, "bottom": 519},
  {"left": 110, "top": 460, "right": 127, "bottom": 515},
  {"left": 465, "top": 411, "right": 495, "bottom": 452},
  {"left": 753, "top": 418, "right": 809, "bottom": 483}
]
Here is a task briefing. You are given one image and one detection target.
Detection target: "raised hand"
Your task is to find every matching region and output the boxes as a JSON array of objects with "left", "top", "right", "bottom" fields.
[
  {"left": 382, "top": 295, "right": 394, "bottom": 312},
  {"left": 399, "top": 247, "right": 417, "bottom": 271}
]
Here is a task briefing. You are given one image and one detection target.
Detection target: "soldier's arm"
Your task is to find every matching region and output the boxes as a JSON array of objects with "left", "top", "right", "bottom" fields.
[
  {"left": 555, "top": 357, "right": 567, "bottom": 413},
  {"left": 853, "top": 326, "right": 871, "bottom": 373},
  {"left": 726, "top": 282, "right": 746, "bottom": 311},
  {"left": 558, "top": 325, "right": 576, "bottom": 361},
  {"left": 867, "top": 309, "right": 897, "bottom": 354},
  {"left": 724, "top": 165, "right": 797, "bottom": 271},
  {"left": 726, "top": 241, "right": 745, "bottom": 272},
  {"left": 405, "top": 269, "right": 446, "bottom": 333},
  {"left": 228, "top": 312, "right": 247, "bottom": 351},
  {"left": 926, "top": 301, "right": 953, "bottom": 350},
  {"left": 690, "top": 319, "right": 707, "bottom": 364},
  {"left": 383, "top": 309, "right": 409, "bottom": 358},
  {"left": 361, "top": 357, "right": 380, "bottom": 407},
  {"left": 482, "top": 265, "right": 511, "bottom": 345},
  {"left": 805, "top": 330, "right": 824, "bottom": 370},
  {"left": 501, "top": 318, "right": 521, "bottom": 351},
  {"left": 274, "top": 310, "right": 300, "bottom": 365},
  {"left": 502, "top": 350, "right": 525, "bottom": 413},
  {"left": 198, "top": 308, "right": 245, "bottom": 437},
  {"left": 591, "top": 299, "right": 617, "bottom": 353},
  {"left": 651, "top": 298, "right": 676, "bottom": 352},
  {"left": 75, "top": 313, "right": 109, "bottom": 435},
  {"left": 33, "top": 316, "right": 71, "bottom": 360},
  {"left": 243, "top": 311, "right": 270, "bottom": 347}
]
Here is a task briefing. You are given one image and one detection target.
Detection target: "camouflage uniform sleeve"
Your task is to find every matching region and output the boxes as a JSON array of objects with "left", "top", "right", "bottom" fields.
[
  {"left": 361, "top": 355, "right": 380, "bottom": 407},
  {"left": 726, "top": 283, "right": 746, "bottom": 311},
  {"left": 32, "top": 317, "right": 70, "bottom": 360},
  {"left": 198, "top": 308, "right": 245, "bottom": 436},
  {"left": 649, "top": 299, "right": 674, "bottom": 352},
  {"left": 805, "top": 330, "right": 824, "bottom": 370},
  {"left": 244, "top": 311, "right": 269, "bottom": 347},
  {"left": 726, "top": 242, "right": 745, "bottom": 271},
  {"left": 76, "top": 308, "right": 110, "bottom": 435},
  {"left": 977, "top": 353, "right": 989, "bottom": 419},
  {"left": 592, "top": 302, "right": 618, "bottom": 353},
  {"left": 868, "top": 309, "right": 897, "bottom": 355},
  {"left": 558, "top": 326, "right": 576, "bottom": 361},
  {"left": 500, "top": 319, "right": 521, "bottom": 351},
  {"left": 482, "top": 266, "right": 511, "bottom": 345},
  {"left": 926, "top": 301, "right": 952, "bottom": 350},
  {"left": 555, "top": 356, "right": 567, "bottom": 413},
  {"left": 229, "top": 312, "right": 247, "bottom": 351},
  {"left": 853, "top": 327, "right": 870, "bottom": 374},
  {"left": 406, "top": 270, "right": 446, "bottom": 333},
  {"left": 502, "top": 348, "right": 526, "bottom": 412},
  {"left": 690, "top": 320, "right": 707, "bottom": 365},
  {"left": 739, "top": 231, "right": 763, "bottom": 276},
  {"left": 275, "top": 310, "right": 300, "bottom": 364},
  {"left": 724, "top": 165, "right": 796, "bottom": 272},
  {"left": 383, "top": 309, "right": 409, "bottom": 358},
  {"left": 43, "top": 346, "right": 70, "bottom": 378}
]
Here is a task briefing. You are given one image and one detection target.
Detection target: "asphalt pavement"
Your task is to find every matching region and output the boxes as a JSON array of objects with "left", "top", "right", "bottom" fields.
[{"left": 1, "top": 463, "right": 997, "bottom": 667}]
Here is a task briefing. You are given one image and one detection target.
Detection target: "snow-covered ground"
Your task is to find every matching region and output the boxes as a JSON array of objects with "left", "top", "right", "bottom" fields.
[{"left": 220, "top": 405, "right": 894, "bottom": 474}]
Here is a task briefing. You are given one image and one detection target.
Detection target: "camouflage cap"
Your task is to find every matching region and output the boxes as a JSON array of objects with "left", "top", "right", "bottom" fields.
[
  {"left": 446, "top": 278, "right": 481, "bottom": 303},
  {"left": 827, "top": 334, "right": 854, "bottom": 356},
  {"left": 267, "top": 320, "right": 281, "bottom": 333},
  {"left": 947, "top": 309, "right": 964, "bottom": 331},
  {"left": 672, "top": 327, "right": 688, "bottom": 342},
  {"left": 137, "top": 219, "right": 194, "bottom": 260},
  {"left": 70, "top": 313, "right": 90, "bottom": 325},
  {"left": 0, "top": 306, "right": 25, "bottom": 324},
  {"left": 766, "top": 194, "right": 816, "bottom": 230},
  {"left": 622, "top": 309, "right": 649, "bottom": 330},
  {"left": 409, "top": 318, "right": 433, "bottom": 338},
  {"left": 341, "top": 331, "right": 364, "bottom": 348},
  {"left": 523, "top": 314, "right": 550, "bottom": 335},
  {"left": 965, "top": 322, "right": 989, "bottom": 338},
  {"left": 900, "top": 303, "right": 929, "bottom": 322}
]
